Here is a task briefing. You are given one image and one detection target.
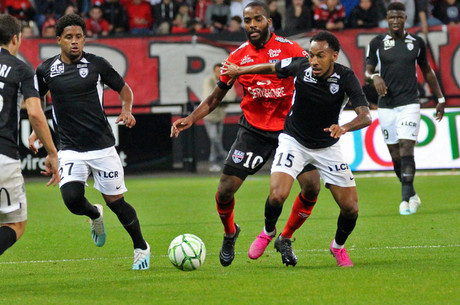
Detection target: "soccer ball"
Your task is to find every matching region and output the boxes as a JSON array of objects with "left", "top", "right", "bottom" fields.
[{"left": 168, "top": 234, "right": 206, "bottom": 271}]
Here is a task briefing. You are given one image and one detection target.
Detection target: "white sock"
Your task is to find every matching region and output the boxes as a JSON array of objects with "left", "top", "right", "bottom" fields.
[
  {"left": 332, "top": 240, "right": 344, "bottom": 249},
  {"left": 264, "top": 227, "right": 276, "bottom": 237}
]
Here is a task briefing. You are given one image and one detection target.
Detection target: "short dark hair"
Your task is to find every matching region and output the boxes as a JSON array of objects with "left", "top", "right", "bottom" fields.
[
  {"left": 387, "top": 2, "right": 406, "bottom": 13},
  {"left": 56, "top": 13, "right": 86, "bottom": 37},
  {"left": 310, "top": 31, "right": 341, "bottom": 53},
  {"left": 245, "top": 1, "right": 270, "bottom": 18},
  {"left": 0, "top": 14, "right": 21, "bottom": 45}
]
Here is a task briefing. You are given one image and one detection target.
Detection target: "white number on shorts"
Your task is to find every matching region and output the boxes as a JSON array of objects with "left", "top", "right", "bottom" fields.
[
  {"left": 275, "top": 152, "right": 294, "bottom": 168},
  {"left": 243, "top": 152, "right": 264, "bottom": 169},
  {"left": 59, "top": 162, "right": 74, "bottom": 179}
]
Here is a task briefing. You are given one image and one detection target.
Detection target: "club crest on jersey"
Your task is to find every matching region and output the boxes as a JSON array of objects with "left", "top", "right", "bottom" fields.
[
  {"left": 240, "top": 55, "right": 254, "bottom": 65},
  {"left": 329, "top": 83, "right": 339, "bottom": 94},
  {"left": 79, "top": 68, "right": 88, "bottom": 78},
  {"left": 268, "top": 49, "right": 281, "bottom": 58},
  {"left": 407, "top": 43, "right": 414, "bottom": 51},
  {"left": 232, "top": 150, "right": 245, "bottom": 164}
]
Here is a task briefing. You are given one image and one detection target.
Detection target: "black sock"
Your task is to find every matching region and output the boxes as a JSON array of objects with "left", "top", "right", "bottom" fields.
[
  {"left": 401, "top": 156, "right": 416, "bottom": 201},
  {"left": 60, "top": 182, "right": 99, "bottom": 219},
  {"left": 393, "top": 158, "right": 402, "bottom": 181},
  {"left": 0, "top": 226, "right": 17, "bottom": 256},
  {"left": 334, "top": 213, "right": 358, "bottom": 246},
  {"left": 107, "top": 197, "right": 147, "bottom": 250},
  {"left": 264, "top": 196, "right": 282, "bottom": 234}
]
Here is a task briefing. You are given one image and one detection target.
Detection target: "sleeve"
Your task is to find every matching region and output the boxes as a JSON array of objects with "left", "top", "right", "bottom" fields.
[
  {"left": 19, "top": 63, "right": 40, "bottom": 100},
  {"left": 275, "top": 57, "right": 307, "bottom": 79},
  {"left": 96, "top": 56, "right": 125, "bottom": 92},
  {"left": 416, "top": 36, "right": 429, "bottom": 68},
  {"left": 290, "top": 41, "right": 308, "bottom": 58},
  {"left": 345, "top": 70, "right": 369, "bottom": 108},
  {"left": 35, "top": 63, "right": 49, "bottom": 97},
  {"left": 366, "top": 37, "right": 379, "bottom": 67}
]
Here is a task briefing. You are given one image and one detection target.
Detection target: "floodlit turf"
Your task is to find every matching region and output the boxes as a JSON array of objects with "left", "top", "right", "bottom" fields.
[{"left": 1, "top": 173, "right": 459, "bottom": 304}]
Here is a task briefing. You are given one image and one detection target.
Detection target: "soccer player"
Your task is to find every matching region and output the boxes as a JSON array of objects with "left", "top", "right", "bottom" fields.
[
  {"left": 31, "top": 14, "right": 150, "bottom": 270},
  {"left": 222, "top": 30, "right": 372, "bottom": 267},
  {"left": 366, "top": 2, "right": 445, "bottom": 215},
  {"left": 171, "top": 1, "right": 321, "bottom": 267},
  {"left": 0, "top": 14, "right": 59, "bottom": 256}
]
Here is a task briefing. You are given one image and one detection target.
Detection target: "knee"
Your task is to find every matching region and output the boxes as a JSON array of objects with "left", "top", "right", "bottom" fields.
[
  {"left": 7, "top": 221, "right": 27, "bottom": 240},
  {"left": 341, "top": 201, "right": 359, "bottom": 218},
  {"left": 216, "top": 187, "right": 234, "bottom": 203},
  {"left": 60, "top": 183, "right": 85, "bottom": 215},
  {"left": 300, "top": 182, "right": 320, "bottom": 200},
  {"left": 269, "top": 188, "right": 289, "bottom": 207}
]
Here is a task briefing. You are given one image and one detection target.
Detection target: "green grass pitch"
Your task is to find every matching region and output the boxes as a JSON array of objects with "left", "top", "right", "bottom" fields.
[{"left": 1, "top": 172, "right": 459, "bottom": 304}]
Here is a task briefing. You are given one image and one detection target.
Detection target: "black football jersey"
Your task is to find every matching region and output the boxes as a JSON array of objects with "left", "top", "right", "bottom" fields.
[
  {"left": 275, "top": 57, "right": 368, "bottom": 149},
  {"left": 366, "top": 32, "right": 428, "bottom": 108},
  {"left": 0, "top": 48, "right": 40, "bottom": 159},
  {"left": 36, "top": 52, "right": 125, "bottom": 152}
]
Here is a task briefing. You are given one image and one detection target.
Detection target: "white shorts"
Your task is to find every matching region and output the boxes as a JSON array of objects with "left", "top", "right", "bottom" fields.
[
  {"left": 58, "top": 147, "right": 127, "bottom": 195},
  {"left": 271, "top": 133, "right": 356, "bottom": 188},
  {"left": 0, "top": 154, "right": 27, "bottom": 223},
  {"left": 378, "top": 104, "right": 421, "bottom": 144}
]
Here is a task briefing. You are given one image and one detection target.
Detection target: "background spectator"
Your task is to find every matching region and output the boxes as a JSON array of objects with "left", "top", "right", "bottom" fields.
[
  {"left": 285, "top": 0, "right": 313, "bottom": 34},
  {"left": 42, "top": 24, "right": 56, "bottom": 37},
  {"left": 434, "top": 0, "right": 460, "bottom": 25},
  {"left": 230, "top": 0, "right": 243, "bottom": 19},
  {"left": 195, "top": 0, "right": 212, "bottom": 23},
  {"left": 21, "top": 23, "right": 37, "bottom": 38},
  {"left": 172, "top": 3, "right": 192, "bottom": 33},
  {"left": 268, "top": 0, "right": 282, "bottom": 32},
  {"left": 205, "top": 0, "right": 230, "bottom": 32},
  {"left": 86, "top": 5, "right": 110, "bottom": 37},
  {"left": 101, "top": 0, "right": 129, "bottom": 35},
  {"left": 62, "top": 3, "right": 79, "bottom": 16},
  {"left": 348, "top": 0, "right": 383, "bottom": 28},
  {"left": 314, "top": 0, "right": 345, "bottom": 30},
  {"left": 227, "top": 15, "right": 243, "bottom": 31},
  {"left": 153, "top": 0, "right": 178, "bottom": 34},
  {"left": 126, "top": 0, "right": 154, "bottom": 35},
  {"left": 5, "top": 0, "right": 35, "bottom": 21},
  {"left": 416, "top": 0, "right": 443, "bottom": 34}
]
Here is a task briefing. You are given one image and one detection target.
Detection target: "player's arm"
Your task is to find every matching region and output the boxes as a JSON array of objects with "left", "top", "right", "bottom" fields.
[
  {"left": 420, "top": 63, "right": 445, "bottom": 121},
  {"left": 325, "top": 106, "right": 372, "bottom": 139},
  {"left": 221, "top": 60, "right": 276, "bottom": 82},
  {"left": 365, "top": 64, "right": 387, "bottom": 97},
  {"left": 25, "top": 97, "right": 60, "bottom": 186},
  {"left": 171, "top": 85, "right": 229, "bottom": 138},
  {"left": 116, "top": 84, "right": 136, "bottom": 128}
]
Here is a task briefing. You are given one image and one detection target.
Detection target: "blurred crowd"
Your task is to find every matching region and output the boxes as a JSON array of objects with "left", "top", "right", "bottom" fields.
[{"left": 0, "top": 0, "right": 458, "bottom": 38}]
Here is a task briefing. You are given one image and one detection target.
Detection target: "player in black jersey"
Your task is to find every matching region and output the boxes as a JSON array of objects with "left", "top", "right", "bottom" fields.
[
  {"left": 366, "top": 2, "right": 445, "bottom": 215},
  {"left": 30, "top": 14, "right": 150, "bottom": 269},
  {"left": 0, "top": 14, "right": 59, "bottom": 256},
  {"left": 223, "top": 31, "right": 371, "bottom": 267}
]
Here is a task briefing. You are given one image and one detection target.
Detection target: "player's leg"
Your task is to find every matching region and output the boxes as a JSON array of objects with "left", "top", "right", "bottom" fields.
[
  {"left": 92, "top": 147, "right": 150, "bottom": 269},
  {"left": 0, "top": 221, "right": 26, "bottom": 255},
  {"left": 329, "top": 185, "right": 358, "bottom": 267}
]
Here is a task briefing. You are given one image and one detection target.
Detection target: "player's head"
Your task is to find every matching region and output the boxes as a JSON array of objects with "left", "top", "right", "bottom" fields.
[
  {"left": 386, "top": 2, "right": 407, "bottom": 35},
  {"left": 56, "top": 14, "right": 86, "bottom": 63},
  {"left": 243, "top": 2, "right": 272, "bottom": 49},
  {"left": 0, "top": 14, "right": 22, "bottom": 55},
  {"left": 308, "top": 31, "right": 340, "bottom": 79}
]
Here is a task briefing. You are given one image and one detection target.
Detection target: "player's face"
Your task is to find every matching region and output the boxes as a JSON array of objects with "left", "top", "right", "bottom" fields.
[
  {"left": 387, "top": 10, "right": 406, "bottom": 36},
  {"left": 243, "top": 6, "right": 272, "bottom": 49},
  {"left": 57, "top": 25, "right": 86, "bottom": 63},
  {"left": 308, "top": 40, "right": 338, "bottom": 79}
]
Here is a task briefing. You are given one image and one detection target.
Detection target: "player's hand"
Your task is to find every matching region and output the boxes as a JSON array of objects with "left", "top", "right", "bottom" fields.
[
  {"left": 170, "top": 117, "right": 193, "bottom": 138},
  {"left": 373, "top": 76, "right": 388, "bottom": 96},
  {"left": 435, "top": 102, "right": 445, "bottom": 121},
  {"left": 28, "top": 131, "right": 40, "bottom": 155},
  {"left": 221, "top": 60, "right": 239, "bottom": 85},
  {"left": 116, "top": 111, "right": 136, "bottom": 128},
  {"left": 324, "top": 124, "right": 347, "bottom": 139},
  {"left": 43, "top": 154, "right": 60, "bottom": 186}
]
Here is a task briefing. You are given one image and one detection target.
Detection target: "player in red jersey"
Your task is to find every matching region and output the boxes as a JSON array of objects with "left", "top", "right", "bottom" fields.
[{"left": 171, "top": 1, "right": 321, "bottom": 267}]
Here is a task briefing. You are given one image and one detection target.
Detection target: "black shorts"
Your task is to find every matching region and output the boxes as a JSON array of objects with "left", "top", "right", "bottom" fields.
[{"left": 223, "top": 116, "right": 280, "bottom": 180}]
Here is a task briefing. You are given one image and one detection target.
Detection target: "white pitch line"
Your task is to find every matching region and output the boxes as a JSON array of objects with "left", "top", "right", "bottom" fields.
[{"left": 1, "top": 244, "right": 458, "bottom": 265}]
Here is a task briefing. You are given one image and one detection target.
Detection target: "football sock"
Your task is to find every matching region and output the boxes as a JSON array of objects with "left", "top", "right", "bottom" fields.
[
  {"left": 0, "top": 226, "right": 17, "bottom": 256},
  {"left": 392, "top": 157, "right": 402, "bottom": 181},
  {"left": 216, "top": 193, "right": 235, "bottom": 236},
  {"left": 401, "top": 156, "right": 416, "bottom": 201},
  {"left": 107, "top": 197, "right": 147, "bottom": 250},
  {"left": 281, "top": 192, "right": 317, "bottom": 239},
  {"left": 264, "top": 197, "right": 283, "bottom": 234},
  {"left": 60, "top": 182, "right": 100, "bottom": 219},
  {"left": 334, "top": 212, "right": 358, "bottom": 246}
]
